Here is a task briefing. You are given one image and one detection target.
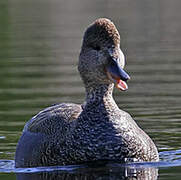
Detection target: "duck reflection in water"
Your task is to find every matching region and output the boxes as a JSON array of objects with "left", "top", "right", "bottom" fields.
[{"left": 16, "top": 163, "right": 158, "bottom": 180}]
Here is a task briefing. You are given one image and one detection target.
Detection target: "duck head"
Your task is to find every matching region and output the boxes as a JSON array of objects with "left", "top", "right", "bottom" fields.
[{"left": 78, "top": 18, "right": 130, "bottom": 91}]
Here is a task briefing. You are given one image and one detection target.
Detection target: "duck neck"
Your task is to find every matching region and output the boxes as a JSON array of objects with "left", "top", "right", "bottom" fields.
[{"left": 84, "top": 83, "right": 118, "bottom": 110}]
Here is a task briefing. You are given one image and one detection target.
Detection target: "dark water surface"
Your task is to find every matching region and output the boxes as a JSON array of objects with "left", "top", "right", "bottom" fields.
[{"left": 0, "top": 0, "right": 181, "bottom": 179}]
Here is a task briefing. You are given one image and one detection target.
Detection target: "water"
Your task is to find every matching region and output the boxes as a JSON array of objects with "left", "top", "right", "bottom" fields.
[{"left": 0, "top": 0, "right": 181, "bottom": 179}]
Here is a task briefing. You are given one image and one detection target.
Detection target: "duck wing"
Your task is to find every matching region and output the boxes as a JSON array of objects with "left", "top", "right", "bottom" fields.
[{"left": 23, "top": 103, "right": 82, "bottom": 135}]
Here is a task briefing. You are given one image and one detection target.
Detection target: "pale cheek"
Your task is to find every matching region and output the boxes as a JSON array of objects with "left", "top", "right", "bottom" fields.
[{"left": 119, "top": 49, "right": 125, "bottom": 68}]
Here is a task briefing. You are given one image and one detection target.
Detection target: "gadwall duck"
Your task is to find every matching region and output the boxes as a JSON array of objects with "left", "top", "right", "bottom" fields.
[{"left": 15, "top": 18, "right": 159, "bottom": 168}]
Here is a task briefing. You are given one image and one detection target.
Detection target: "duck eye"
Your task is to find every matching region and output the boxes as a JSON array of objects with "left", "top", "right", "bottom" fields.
[{"left": 92, "top": 45, "right": 101, "bottom": 51}]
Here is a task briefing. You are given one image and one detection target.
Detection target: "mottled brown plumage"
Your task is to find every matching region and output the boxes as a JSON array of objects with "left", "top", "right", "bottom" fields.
[{"left": 15, "top": 18, "right": 159, "bottom": 168}]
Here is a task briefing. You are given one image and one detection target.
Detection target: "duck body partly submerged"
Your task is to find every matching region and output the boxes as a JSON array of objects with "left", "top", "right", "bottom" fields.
[{"left": 15, "top": 18, "right": 159, "bottom": 168}]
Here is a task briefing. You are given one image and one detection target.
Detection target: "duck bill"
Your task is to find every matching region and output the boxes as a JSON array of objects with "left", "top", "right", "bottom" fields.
[{"left": 106, "top": 58, "right": 130, "bottom": 91}]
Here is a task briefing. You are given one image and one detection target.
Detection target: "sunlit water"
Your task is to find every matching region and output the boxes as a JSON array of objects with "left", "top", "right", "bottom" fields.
[{"left": 0, "top": 0, "right": 181, "bottom": 179}]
